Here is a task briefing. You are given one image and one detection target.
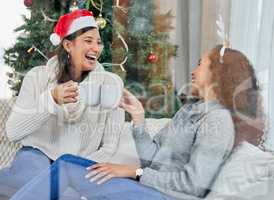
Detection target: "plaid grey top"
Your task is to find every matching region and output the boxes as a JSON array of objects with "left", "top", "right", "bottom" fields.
[{"left": 132, "top": 100, "right": 235, "bottom": 200}]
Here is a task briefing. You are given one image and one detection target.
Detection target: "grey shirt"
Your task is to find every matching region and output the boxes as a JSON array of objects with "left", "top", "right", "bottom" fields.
[{"left": 132, "top": 100, "right": 235, "bottom": 200}]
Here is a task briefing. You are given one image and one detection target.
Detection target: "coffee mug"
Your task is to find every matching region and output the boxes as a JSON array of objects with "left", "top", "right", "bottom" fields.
[
  {"left": 100, "top": 84, "right": 123, "bottom": 109},
  {"left": 100, "top": 72, "right": 123, "bottom": 109},
  {"left": 79, "top": 82, "right": 101, "bottom": 106},
  {"left": 79, "top": 72, "right": 123, "bottom": 109}
]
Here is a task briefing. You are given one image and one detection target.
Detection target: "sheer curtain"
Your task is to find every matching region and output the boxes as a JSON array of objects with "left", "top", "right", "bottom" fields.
[
  {"left": 229, "top": 0, "right": 274, "bottom": 150},
  {"left": 162, "top": 0, "right": 202, "bottom": 93}
]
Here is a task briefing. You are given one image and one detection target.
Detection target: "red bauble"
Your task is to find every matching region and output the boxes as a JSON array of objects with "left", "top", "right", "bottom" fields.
[
  {"left": 147, "top": 52, "right": 158, "bottom": 63},
  {"left": 24, "top": 0, "right": 33, "bottom": 7}
]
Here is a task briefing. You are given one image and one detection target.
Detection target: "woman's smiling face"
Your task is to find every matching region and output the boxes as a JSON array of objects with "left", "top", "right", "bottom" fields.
[
  {"left": 191, "top": 53, "right": 213, "bottom": 98},
  {"left": 64, "top": 28, "right": 103, "bottom": 72}
]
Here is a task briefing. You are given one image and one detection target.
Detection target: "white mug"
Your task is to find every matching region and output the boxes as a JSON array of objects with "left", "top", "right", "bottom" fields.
[
  {"left": 100, "top": 84, "right": 123, "bottom": 109},
  {"left": 79, "top": 82, "right": 101, "bottom": 106},
  {"left": 100, "top": 72, "right": 123, "bottom": 109}
]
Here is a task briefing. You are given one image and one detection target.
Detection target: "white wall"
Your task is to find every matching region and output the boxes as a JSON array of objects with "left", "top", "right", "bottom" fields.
[{"left": 0, "top": 0, "right": 29, "bottom": 99}]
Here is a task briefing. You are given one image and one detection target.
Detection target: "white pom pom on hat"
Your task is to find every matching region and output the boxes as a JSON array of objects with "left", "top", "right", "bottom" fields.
[
  {"left": 50, "top": 9, "right": 98, "bottom": 46},
  {"left": 50, "top": 33, "right": 61, "bottom": 46}
]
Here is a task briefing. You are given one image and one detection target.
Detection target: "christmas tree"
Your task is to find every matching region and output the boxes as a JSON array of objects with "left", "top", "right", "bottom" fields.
[
  {"left": 3, "top": 0, "right": 113, "bottom": 94},
  {"left": 4, "top": 0, "right": 62, "bottom": 94},
  {"left": 3, "top": 0, "right": 179, "bottom": 118},
  {"left": 112, "top": 0, "right": 178, "bottom": 118}
]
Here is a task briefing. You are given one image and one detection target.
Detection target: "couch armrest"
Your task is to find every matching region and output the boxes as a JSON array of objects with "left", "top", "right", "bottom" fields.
[{"left": 0, "top": 97, "right": 22, "bottom": 169}]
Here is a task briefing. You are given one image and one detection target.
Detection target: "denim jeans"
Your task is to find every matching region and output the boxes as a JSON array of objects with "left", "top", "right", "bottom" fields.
[
  {"left": 0, "top": 146, "right": 51, "bottom": 198},
  {"left": 10, "top": 154, "right": 173, "bottom": 200}
]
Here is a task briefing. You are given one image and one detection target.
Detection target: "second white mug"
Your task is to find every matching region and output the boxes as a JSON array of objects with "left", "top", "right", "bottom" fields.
[
  {"left": 79, "top": 82, "right": 101, "bottom": 107},
  {"left": 100, "top": 84, "right": 123, "bottom": 109}
]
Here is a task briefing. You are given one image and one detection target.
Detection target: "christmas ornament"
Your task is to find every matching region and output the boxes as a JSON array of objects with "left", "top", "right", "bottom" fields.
[
  {"left": 70, "top": 0, "right": 79, "bottom": 12},
  {"left": 147, "top": 52, "right": 158, "bottom": 63},
  {"left": 89, "top": 0, "right": 107, "bottom": 29},
  {"left": 96, "top": 14, "right": 107, "bottom": 29},
  {"left": 24, "top": 0, "right": 32, "bottom": 7}
]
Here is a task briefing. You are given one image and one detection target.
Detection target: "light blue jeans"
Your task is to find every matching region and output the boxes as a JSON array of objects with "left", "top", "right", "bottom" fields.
[
  {"left": 0, "top": 146, "right": 51, "bottom": 198},
  {"left": 0, "top": 147, "right": 80, "bottom": 200},
  {"left": 10, "top": 154, "right": 173, "bottom": 200}
]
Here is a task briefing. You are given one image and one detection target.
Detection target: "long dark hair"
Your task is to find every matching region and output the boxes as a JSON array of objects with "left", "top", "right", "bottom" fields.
[{"left": 55, "top": 27, "right": 97, "bottom": 83}]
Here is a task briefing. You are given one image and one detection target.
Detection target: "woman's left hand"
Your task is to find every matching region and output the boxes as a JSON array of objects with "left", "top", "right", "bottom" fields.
[{"left": 85, "top": 163, "right": 138, "bottom": 185}]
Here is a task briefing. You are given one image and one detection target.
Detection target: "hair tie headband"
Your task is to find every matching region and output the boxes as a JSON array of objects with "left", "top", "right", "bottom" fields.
[{"left": 216, "top": 15, "right": 230, "bottom": 63}]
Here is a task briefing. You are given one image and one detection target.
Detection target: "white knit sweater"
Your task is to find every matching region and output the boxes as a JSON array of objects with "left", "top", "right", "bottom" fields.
[{"left": 6, "top": 56, "right": 125, "bottom": 163}]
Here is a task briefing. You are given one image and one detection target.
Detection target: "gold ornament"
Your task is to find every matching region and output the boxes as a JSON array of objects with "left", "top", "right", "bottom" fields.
[
  {"left": 89, "top": 0, "right": 106, "bottom": 29},
  {"left": 96, "top": 14, "right": 107, "bottom": 29}
]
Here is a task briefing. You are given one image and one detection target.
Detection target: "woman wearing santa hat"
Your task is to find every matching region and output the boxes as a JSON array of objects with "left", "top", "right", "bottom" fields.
[{"left": 0, "top": 9, "right": 124, "bottom": 199}]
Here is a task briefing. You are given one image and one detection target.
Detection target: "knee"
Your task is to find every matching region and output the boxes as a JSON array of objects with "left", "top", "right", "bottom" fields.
[
  {"left": 55, "top": 154, "right": 96, "bottom": 168},
  {"left": 13, "top": 147, "right": 50, "bottom": 170},
  {"left": 56, "top": 154, "right": 75, "bottom": 162}
]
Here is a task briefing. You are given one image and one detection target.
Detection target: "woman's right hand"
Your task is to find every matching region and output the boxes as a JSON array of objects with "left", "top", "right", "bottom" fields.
[
  {"left": 120, "top": 89, "right": 145, "bottom": 125},
  {"left": 51, "top": 80, "right": 79, "bottom": 105}
]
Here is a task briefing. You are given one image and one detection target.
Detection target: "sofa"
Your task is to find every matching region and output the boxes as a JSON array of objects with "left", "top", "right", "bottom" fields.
[{"left": 1, "top": 98, "right": 274, "bottom": 200}]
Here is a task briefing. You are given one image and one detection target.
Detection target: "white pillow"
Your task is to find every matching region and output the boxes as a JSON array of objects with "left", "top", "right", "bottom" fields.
[{"left": 207, "top": 142, "right": 274, "bottom": 200}]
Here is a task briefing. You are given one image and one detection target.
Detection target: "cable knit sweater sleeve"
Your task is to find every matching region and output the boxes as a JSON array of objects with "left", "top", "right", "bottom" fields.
[
  {"left": 87, "top": 107, "right": 125, "bottom": 163},
  {"left": 132, "top": 108, "right": 183, "bottom": 167},
  {"left": 6, "top": 66, "right": 62, "bottom": 141},
  {"left": 132, "top": 121, "right": 174, "bottom": 167}
]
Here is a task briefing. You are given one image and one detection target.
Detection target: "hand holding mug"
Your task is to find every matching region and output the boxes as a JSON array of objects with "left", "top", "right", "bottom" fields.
[{"left": 51, "top": 80, "right": 79, "bottom": 105}]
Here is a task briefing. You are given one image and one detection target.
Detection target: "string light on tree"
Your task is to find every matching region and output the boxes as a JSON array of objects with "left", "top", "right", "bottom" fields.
[
  {"left": 27, "top": 45, "right": 49, "bottom": 61},
  {"left": 41, "top": 10, "right": 57, "bottom": 22},
  {"left": 102, "top": 32, "right": 127, "bottom": 72}
]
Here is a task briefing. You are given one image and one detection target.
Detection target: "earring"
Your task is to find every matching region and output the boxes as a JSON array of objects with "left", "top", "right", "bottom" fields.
[{"left": 67, "top": 54, "right": 70, "bottom": 60}]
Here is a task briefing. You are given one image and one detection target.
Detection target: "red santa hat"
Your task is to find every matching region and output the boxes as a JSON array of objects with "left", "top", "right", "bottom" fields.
[{"left": 50, "top": 9, "right": 98, "bottom": 46}]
